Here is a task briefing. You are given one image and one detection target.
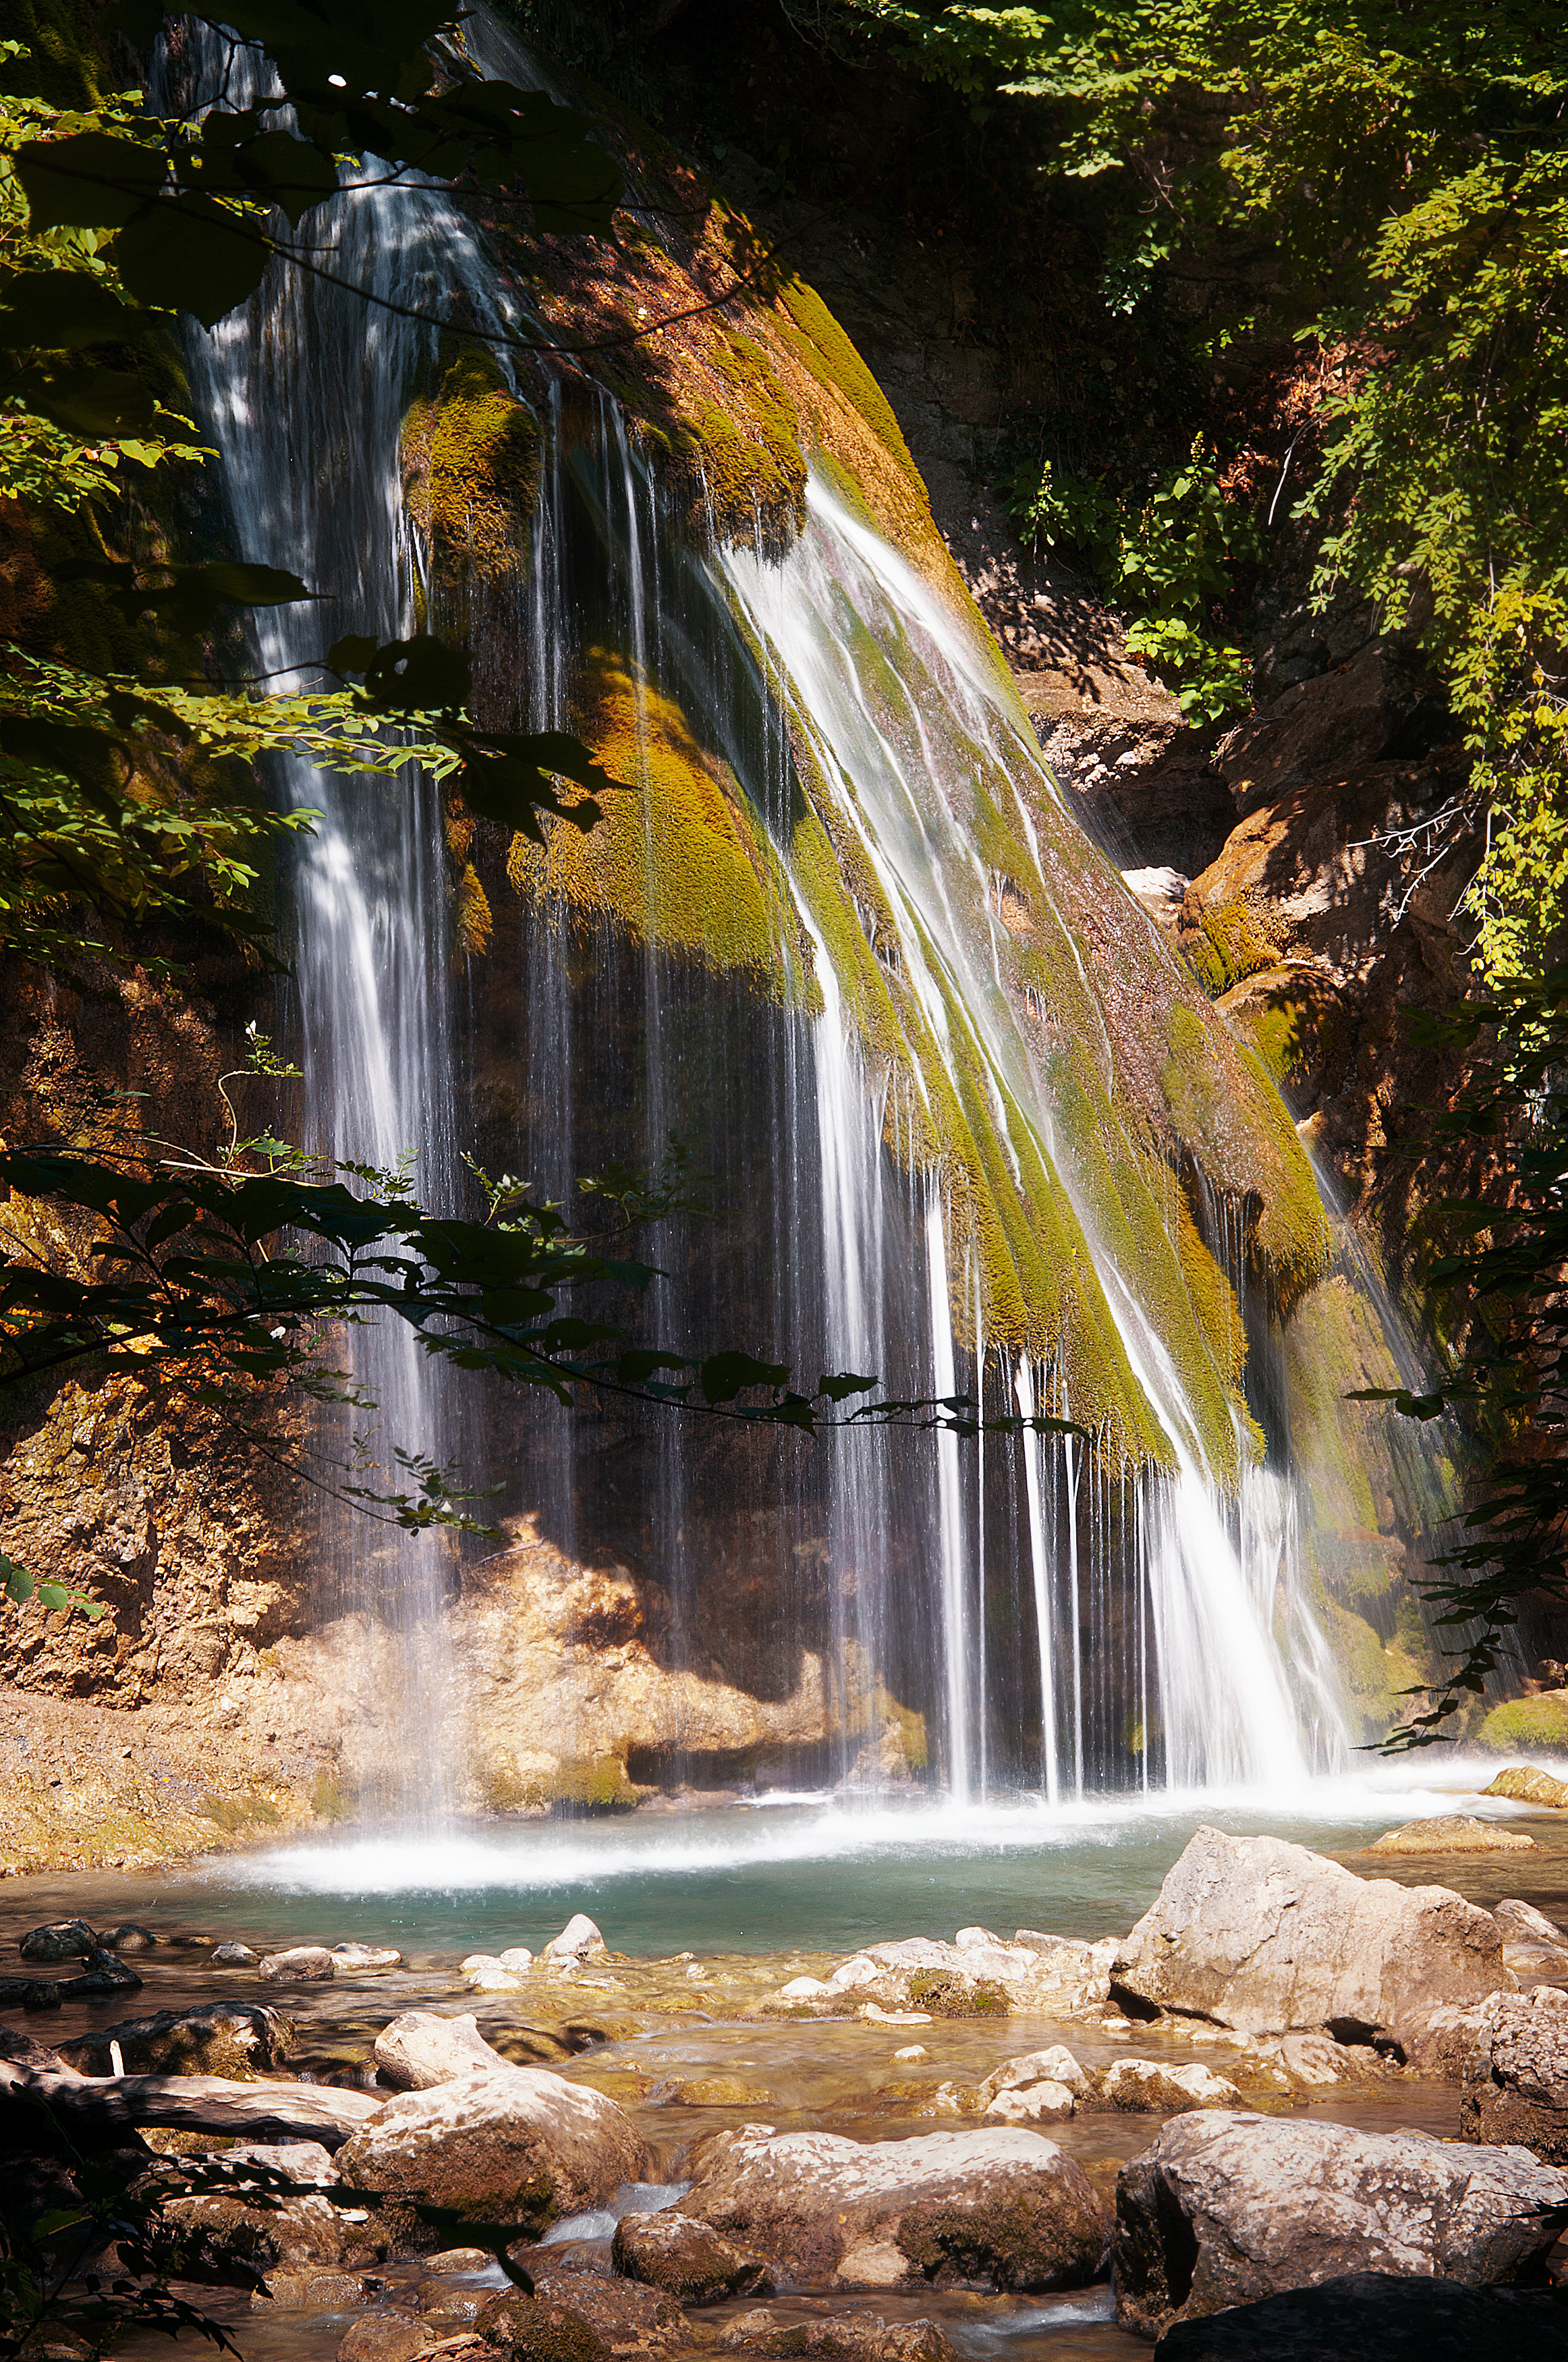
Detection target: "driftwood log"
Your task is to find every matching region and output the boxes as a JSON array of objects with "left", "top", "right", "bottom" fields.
[{"left": 0, "top": 2054, "right": 383, "bottom": 2148}]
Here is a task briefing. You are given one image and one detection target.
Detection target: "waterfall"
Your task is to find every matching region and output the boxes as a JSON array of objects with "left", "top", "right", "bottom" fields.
[
  {"left": 163, "top": 11, "right": 1455, "bottom": 1819},
  {"left": 167, "top": 30, "right": 509, "bottom": 1819}
]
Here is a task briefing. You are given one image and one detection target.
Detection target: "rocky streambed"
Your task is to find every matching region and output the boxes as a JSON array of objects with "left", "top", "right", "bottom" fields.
[{"left": 7, "top": 1818, "right": 1568, "bottom": 2361}]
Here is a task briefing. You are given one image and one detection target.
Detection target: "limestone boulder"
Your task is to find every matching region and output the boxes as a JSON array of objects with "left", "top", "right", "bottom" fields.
[
  {"left": 1151, "top": 2272, "right": 1568, "bottom": 2361},
  {"left": 1460, "top": 1987, "right": 1568, "bottom": 2164},
  {"left": 337, "top": 2066, "right": 648, "bottom": 2245},
  {"left": 807, "top": 1930, "right": 1115, "bottom": 2020},
  {"left": 338, "top": 2313, "right": 439, "bottom": 2362},
  {"left": 473, "top": 2289, "right": 609, "bottom": 2362},
  {"left": 374, "top": 2010, "right": 514, "bottom": 2090},
  {"left": 1484, "top": 1765, "right": 1568, "bottom": 1808},
  {"left": 717, "top": 2310, "right": 955, "bottom": 2362},
  {"left": 61, "top": 2002, "right": 293, "bottom": 2079},
  {"left": 525, "top": 2263, "right": 686, "bottom": 2354},
  {"left": 1365, "top": 1816, "right": 1534, "bottom": 1855},
  {"left": 260, "top": 1946, "right": 337, "bottom": 1983},
  {"left": 1112, "top": 2108, "right": 1565, "bottom": 2339},
  {"left": 612, "top": 2208, "right": 773, "bottom": 2303},
  {"left": 542, "top": 1916, "right": 606, "bottom": 1965},
  {"left": 161, "top": 2147, "right": 372, "bottom": 2282},
  {"left": 683, "top": 2125, "right": 1105, "bottom": 2290},
  {"left": 1089, "top": 2060, "right": 1239, "bottom": 2114},
  {"left": 1111, "top": 1826, "right": 1507, "bottom": 2038},
  {"left": 1493, "top": 1897, "right": 1568, "bottom": 1983},
  {"left": 333, "top": 1943, "right": 403, "bottom": 1971}
]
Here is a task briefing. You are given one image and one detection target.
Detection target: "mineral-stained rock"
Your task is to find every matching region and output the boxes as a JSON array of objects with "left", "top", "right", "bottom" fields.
[
  {"left": 161, "top": 2167, "right": 364, "bottom": 2282},
  {"left": 1089, "top": 2060, "right": 1240, "bottom": 2114},
  {"left": 101, "top": 1923, "right": 159, "bottom": 1952},
  {"left": 527, "top": 2260, "right": 685, "bottom": 2351},
  {"left": 1111, "top": 1827, "right": 1507, "bottom": 2038},
  {"left": 473, "top": 2288, "right": 609, "bottom": 2362},
  {"left": 613, "top": 2208, "right": 773, "bottom": 2303},
  {"left": 256, "top": 2269, "right": 370, "bottom": 2309},
  {"left": 1483, "top": 1765, "right": 1568, "bottom": 1809},
  {"left": 61, "top": 2002, "right": 293, "bottom": 2079},
  {"left": 214, "top": 1942, "right": 260, "bottom": 1967},
  {"left": 1365, "top": 1816, "right": 1535, "bottom": 1855},
  {"left": 18, "top": 1919, "right": 96, "bottom": 1963},
  {"left": 982, "top": 2081, "right": 1075, "bottom": 2124},
  {"left": 804, "top": 1932, "right": 1115, "bottom": 2022},
  {"left": 260, "top": 1946, "right": 337, "bottom": 1983},
  {"left": 716, "top": 2309, "right": 956, "bottom": 2362},
  {"left": 374, "top": 2010, "right": 514, "bottom": 2090},
  {"left": 57, "top": 1946, "right": 143, "bottom": 1998},
  {"left": 1496, "top": 1898, "right": 1567, "bottom": 1946},
  {"left": 648, "top": 2075, "right": 768, "bottom": 2107},
  {"left": 683, "top": 2126, "right": 1106, "bottom": 2290},
  {"left": 1460, "top": 1988, "right": 1568, "bottom": 2163},
  {"left": 337, "top": 2066, "right": 648, "bottom": 2246},
  {"left": 1113, "top": 2108, "right": 1566, "bottom": 2339},
  {"left": 1151, "top": 2271, "right": 1568, "bottom": 2360},
  {"left": 338, "top": 2311, "right": 438, "bottom": 2362},
  {"left": 976, "top": 2048, "right": 1088, "bottom": 2110}
]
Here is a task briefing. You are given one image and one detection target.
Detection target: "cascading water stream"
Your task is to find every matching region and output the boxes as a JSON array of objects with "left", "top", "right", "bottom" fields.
[
  {"left": 169, "top": 33, "right": 524, "bottom": 1818},
  {"left": 165, "top": 8, "right": 1456, "bottom": 1818}
]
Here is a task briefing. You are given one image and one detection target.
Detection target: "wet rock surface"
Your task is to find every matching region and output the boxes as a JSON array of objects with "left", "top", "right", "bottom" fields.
[
  {"left": 612, "top": 2207, "right": 773, "bottom": 2304},
  {"left": 716, "top": 2307, "right": 957, "bottom": 2361},
  {"left": 683, "top": 2124, "right": 1107, "bottom": 2290},
  {"left": 338, "top": 2067, "right": 649, "bottom": 2247},
  {"left": 1150, "top": 2271, "right": 1568, "bottom": 2359},
  {"left": 1459, "top": 1987, "right": 1568, "bottom": 2163},
  {"left": 374, "top": 2010, "right": 515, "bottom": 2089},
  {"left": 1365, "top": 1818, "right": 1535, "bottom": 1856},
  {"left": 1113, "top": 2108, "right": 1567, "bottom": 2338},
  {"left": 1111, "top": 1827, "right": 1507, "bottom": 2038},
  {"left": 60, "top": 2000, "right": 293, "bottom": 2077}
]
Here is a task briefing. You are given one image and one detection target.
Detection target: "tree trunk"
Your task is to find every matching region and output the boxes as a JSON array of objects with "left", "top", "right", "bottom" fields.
[{"left": 0, "top": 2056, "right": 383, "bottom": 2149}]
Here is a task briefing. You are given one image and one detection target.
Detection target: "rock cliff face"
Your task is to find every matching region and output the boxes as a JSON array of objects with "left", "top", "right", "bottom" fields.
[{"left": 0, "top": 24, "right": 1461, "bottom": 1850}]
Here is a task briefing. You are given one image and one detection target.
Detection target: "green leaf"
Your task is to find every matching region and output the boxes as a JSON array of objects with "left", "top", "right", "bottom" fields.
[
  {"left": 114, "top": 198, "right": 270, "bottom": 327},
  {"left": 1, "top": 1554, "right": 36, "bottom": 1605},
  {"left": 15, "top": 132, "right": 168, "bottom": 230},
  {"left": 11, "top": 364, "right": 159, "bottom": 437},
  {"left": 0, "top": 271, "right": 163, "bottom": 350},
  {"left": 699, "top": 1348, "right": 789, "bottom": 1403}
]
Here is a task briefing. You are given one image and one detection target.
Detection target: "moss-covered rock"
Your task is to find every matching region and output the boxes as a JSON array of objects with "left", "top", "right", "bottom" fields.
[{"left": 1478, "top": 1694, "right": 1568, "bottom": 1754}]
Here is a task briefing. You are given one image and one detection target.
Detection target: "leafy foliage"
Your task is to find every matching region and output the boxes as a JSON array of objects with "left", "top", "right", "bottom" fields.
[
  {"left": 1000, "top": 436, "right": 1257, "bottom": 718},
  {"left": 0, "top": 0, "right": 631, "bottom": 979},
  {"left": 1353, "top": 971, "right": 1568, "bottom": 1747},
  {"left": 0, "top": 1128, "right": 1084, "bottom": 1545},
  {"left": 835, "top": 0, "right": 1568, "bottom": 969}
]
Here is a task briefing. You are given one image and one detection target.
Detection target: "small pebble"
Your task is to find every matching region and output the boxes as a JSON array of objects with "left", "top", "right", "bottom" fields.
[{"left": 893, "top": 2045, "right": 928, "bottom": 2062}]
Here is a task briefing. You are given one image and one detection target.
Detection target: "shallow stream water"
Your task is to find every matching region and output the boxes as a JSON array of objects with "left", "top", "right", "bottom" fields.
[{"left": 9, "top": 1765, "right": 1568, "bottom": 2362}]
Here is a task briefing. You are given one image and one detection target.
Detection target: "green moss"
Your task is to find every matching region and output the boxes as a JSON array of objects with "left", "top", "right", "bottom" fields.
[
  {"left": 776, "top": 278, "right": 920, "bottom": 483},
  {"left": 507, "top": 648, "right": 808, "bottom": 993},
  {"left": 1478, "top": 1693, "right": 1568, "bottom": 1753},
  {"left": 634, "top": 331, "right": 806, "bottom": 557},
  {"left": 310, "top": 1772, "right": 354, "bottom": 1823},
  {"left": 908, "top": 1970, "right": 1010, "bottom": 2017},
  {"left": 402, "top": 350, "right": 540, "bottom": 599},
  {"left": 1185, "top": 896, "right": 1281, "bottom": 999},
  {"left": 198, "top": 1790, "right": 281, "bottom": 1834}
]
